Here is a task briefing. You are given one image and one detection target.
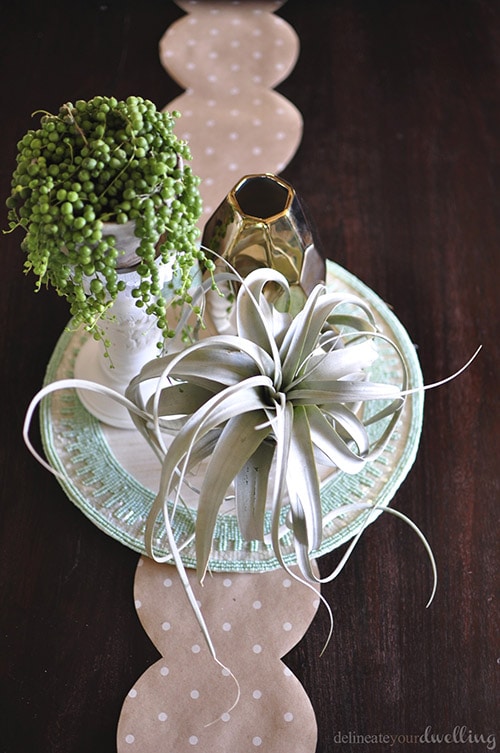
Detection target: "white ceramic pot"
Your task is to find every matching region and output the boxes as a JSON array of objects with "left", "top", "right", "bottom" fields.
[{"left": 73, "top": 253, "right": 174, "bottom": 429}]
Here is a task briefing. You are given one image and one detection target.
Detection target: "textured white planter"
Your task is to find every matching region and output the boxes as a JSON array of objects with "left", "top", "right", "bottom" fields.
[
  {"left": 73, "top": 257, "right": 174, "bottom": 429},
  {"left": 73, "top": 221, "right": 175, "bottom": 429}
]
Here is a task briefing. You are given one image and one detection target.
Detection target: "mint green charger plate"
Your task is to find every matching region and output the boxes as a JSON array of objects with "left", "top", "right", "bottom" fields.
[{"left": 40, "top": 260, "right": 424, "bottom": 572}]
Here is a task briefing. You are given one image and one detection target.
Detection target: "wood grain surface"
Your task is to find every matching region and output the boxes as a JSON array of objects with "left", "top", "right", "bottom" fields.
[{"left": 0, "top": 2, "right": 498, "bottom": 752}]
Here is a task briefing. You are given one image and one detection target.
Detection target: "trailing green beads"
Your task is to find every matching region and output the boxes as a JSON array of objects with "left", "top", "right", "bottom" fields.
[{"left": 6, "top": 95, "right": 203, "bottom": 345}]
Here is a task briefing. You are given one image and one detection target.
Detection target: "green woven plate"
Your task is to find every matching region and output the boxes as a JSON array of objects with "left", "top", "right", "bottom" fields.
[{"left": 40, "top": 261, "right": 424, "bottom": 572}]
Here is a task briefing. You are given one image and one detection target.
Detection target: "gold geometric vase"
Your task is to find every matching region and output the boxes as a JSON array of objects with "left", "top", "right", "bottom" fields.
[{"left": 202, "top": 173, "right": 325, "bottom": 321}]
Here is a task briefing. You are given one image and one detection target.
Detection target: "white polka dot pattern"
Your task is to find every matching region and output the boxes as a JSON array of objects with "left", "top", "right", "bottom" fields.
[
  {"left": 158, "top": 0, "right": 302, "bottom": 226},
  {"left": 116, "top": 6, "right": 315, "bottom": 751},
  {"left": 116, "top": 559, "right": 320, "bottom": 752}
]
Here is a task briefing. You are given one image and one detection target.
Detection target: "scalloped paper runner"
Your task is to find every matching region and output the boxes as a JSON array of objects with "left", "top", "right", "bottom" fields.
[
  {"left": 159, "top": 0, "right": 302, "bottom": 225},
  {"left": 117, "top": 3, "right": 316, "bottom": 751},
  {"left": 117, "top": 559, "right": 320, "bottom": 751}
]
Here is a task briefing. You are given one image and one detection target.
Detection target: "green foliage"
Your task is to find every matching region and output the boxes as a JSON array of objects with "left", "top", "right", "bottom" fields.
[{"left": 6, "top": 95, "right": 203, "bottom": 342}]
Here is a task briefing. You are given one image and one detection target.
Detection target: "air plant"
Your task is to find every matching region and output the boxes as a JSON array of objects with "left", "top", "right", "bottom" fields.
[
  {"left": 23, "top": 262, "right": 480, "bottom": 674},
  {"left": 125, "top": 267, "right": 412, "bottom": 585}
]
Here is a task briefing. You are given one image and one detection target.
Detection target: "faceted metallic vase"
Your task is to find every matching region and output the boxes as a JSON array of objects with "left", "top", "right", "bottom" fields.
[{"left": 202, "top": 174, "right": 325, "bottom": 327}]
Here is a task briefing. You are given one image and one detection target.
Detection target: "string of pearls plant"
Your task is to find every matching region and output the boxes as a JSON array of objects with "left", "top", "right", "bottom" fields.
[{"left": 5, "top": 95, "right": 206, "bottom": 348}]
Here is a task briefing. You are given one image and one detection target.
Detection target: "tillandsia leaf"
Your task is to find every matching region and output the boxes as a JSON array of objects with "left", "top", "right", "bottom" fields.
[
  {"left": 279, "top": 288, "right": 376, "bottom": 384},
  {"left": 318, "top": 501, "right": 437, "bottom": 605},
  {"left": 125, "top": 337, "right": 274, "bottom": 455},
  {"left": 168, "top": 350, "right": 262, "bottom": 388},
  {"left": 236, "top": 268, "right": 290, "bottom": 383},
  {"left": 131, "top": 338, "right": 274, "bottom": 388},
  {"left": 235, "top": 440, "right": 276, "bottom": 542},
  {"left": 286, "top": 405, "right": 323, "bottom": 552},
  {"left": 144, "top": 375, "right": 275, "bottom": 557},
  {"left": 180, "top": 429, "right": 222, "bottom": 470},
  {"left": 279, "top": 284, "right": 325, "bottom": 385},
  {"left": 325, "top": 313, "right": 379, "bottom": 334},
  {"left": 306, "top": 404, "right": 371, "bottom": 474},
  {"left": 297, "top": 339, "right": 379, "bottom": 383},
  {"left": 268, "top": 399, "right": 294, "bottom": 568},
  {"left": 322, "top": 403, "right": 370, "bottom": 454},
  {"left": 165, "top": 336, "right": 276, "bottom": 381},
  {"left": 235, "top": 266, "right": 290, "bottom": 340},
  {"left": 195, "top": 410, "right": 272, "bottom": 581},
  {"left": 145, "top": 382, "right": 214, "bottom": 420},
  {"left": 287, "top": 380, "right": 401, "bottom": 404},
  {"left": 23, "top": 378, "right": 151, "bottom": 475}
]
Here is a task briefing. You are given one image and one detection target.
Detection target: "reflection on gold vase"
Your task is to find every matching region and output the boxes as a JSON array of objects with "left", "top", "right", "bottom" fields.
[{"left": 202, "top": 173, "right": 325, "bottom": 331}]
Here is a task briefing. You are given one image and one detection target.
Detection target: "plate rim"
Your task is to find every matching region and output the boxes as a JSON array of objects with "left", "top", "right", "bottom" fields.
[{"left": 40, "top": 260, "right": 424, "bottom": 572}]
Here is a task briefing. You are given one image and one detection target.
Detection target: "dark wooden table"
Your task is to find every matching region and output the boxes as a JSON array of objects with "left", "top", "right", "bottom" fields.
[{"left": 1, "top": 2, "right": 498, "bottom": 752}]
